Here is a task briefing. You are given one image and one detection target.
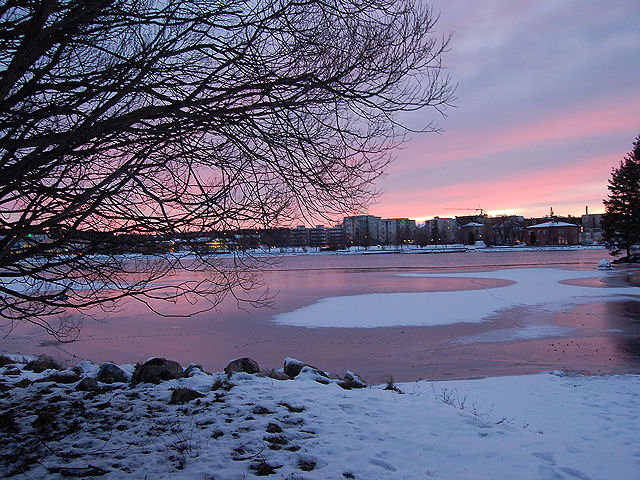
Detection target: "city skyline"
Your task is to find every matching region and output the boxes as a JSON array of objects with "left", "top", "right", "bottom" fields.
[{"left": 372, "top": 0, "right": 640, "bottom": 221}]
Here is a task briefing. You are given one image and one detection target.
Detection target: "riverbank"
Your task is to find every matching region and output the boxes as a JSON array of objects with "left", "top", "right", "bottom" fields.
[
  {"left": 1, "top": 354, "right": 638, "bottom": 479},
  {"left": 255, "top": 243, "right": 608, "bottom": 256}
]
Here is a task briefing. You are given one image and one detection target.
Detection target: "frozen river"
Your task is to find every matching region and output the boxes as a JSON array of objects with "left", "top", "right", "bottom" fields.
[{"left": 4, "top": 248, "right": 640, "bottom": 381}]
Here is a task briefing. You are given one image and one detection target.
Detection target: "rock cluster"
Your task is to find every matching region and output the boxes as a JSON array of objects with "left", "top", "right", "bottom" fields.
[
  {"left": 2, "top": 353, "right": 365, "bottom": 390},
  {"left": 0, "top": 352, "right": 374, "bottom": 478}
]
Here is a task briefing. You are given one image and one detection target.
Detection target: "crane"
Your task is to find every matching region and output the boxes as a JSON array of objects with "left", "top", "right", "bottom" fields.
[{"left": 444, "top": 207, "right": 485, "bottom": 215}]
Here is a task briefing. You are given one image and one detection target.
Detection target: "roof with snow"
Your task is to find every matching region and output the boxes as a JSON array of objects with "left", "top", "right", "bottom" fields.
[
  {"left": 526, "top": 221, "right": 579, "bottom": 229},
  {"left": 463, "top": 222, "right": 484, "bottom": 227}
]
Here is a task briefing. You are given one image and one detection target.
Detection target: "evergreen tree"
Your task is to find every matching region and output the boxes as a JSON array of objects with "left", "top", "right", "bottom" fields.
[{"left": 602, "top": 135, "right": 640, "bottom": 259}]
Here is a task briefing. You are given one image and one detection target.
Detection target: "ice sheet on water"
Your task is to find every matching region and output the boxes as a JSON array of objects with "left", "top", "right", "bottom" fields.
[{"left": 273, "top": 267, "right": 636, "bottom": 328}]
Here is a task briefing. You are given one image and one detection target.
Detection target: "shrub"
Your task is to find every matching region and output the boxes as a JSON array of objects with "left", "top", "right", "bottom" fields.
[{"left": 24, "top": 355, "right": 61, "bottom": 373}]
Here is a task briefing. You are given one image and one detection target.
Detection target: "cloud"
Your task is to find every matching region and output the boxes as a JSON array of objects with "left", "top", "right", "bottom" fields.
[{"left": 376, "top": 0, "right": 640, "bottom": 219}]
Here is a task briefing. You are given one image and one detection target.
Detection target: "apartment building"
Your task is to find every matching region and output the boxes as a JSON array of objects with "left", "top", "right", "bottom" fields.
[
  {"left": 343, "top": 215, "right": 382, "bottom": 246},
  {"left": 424, "top": 217, "right": 458, "bottom": 244},
  {"left": 308, "top": 225, "right": 329, "bottom": 247},
  {"left": 290, "top": 225, "right": 310, "bottom": 247},
  {"left": 380, "top": 218, "right": 416, "bottom": 244}
]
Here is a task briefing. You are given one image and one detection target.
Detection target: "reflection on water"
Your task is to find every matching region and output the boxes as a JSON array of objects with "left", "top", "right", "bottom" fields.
[
  {"left": 607, "top": 301, "right": 640, "bottom": 361},
  {"left": 3, "top": 249, "right": 640, "bottom": 381}
]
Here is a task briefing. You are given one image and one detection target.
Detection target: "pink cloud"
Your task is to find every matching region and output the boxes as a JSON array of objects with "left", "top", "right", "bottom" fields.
[
  {"left": 376, "top": 153, "right": 616, "bottom": 220},
  {"left": 395, "top": 94, "right": 640, "bottom": 173}
]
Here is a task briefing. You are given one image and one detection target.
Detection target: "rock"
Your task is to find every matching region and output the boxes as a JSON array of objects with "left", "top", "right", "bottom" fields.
[
  {"left": 76, "top": 377, "right": 100, "bottom": 392},
  {"left": 15, "top": 378, "right": 31, "bottom": 388},
  {"left": 38, "top": 371, "right": 81, "bottom": 384},
  {"left": 184, "top": 364, "right": 205, "bottom": 377},
  {"left": 130, "top": 358, "right": 183, "bottom": 385},
  {"left": 76, "top": 360, "right": 100, "bottom": 378},
  {"left": 224, "top": 357, "right": 260, "bottom": 376},
  {"left": 338, "top": 370, "right": 366, "bottom": 390},
  {"left": 283, "top": 357, "right": 305, "bottom": 378},
  {"left": 0, "top": 355, "right": 14, "bottom": 367},
  {"left": 598, "top": 259, "right": 612, "bottom": 269},
  {"left": 169, "top": 387, "right": 205, "bottom": 404},
  {"left": 97, "top": 362, "right": 128, "bottom": 384},
  {"left": 284, "top": 357, "right": 328, "bottom": 379},
  {"left": 297, "top": 366, "right": 330, "bottom": 384},
  {"left": 4, "top": 367, "right": 21, "bottom": 376},
  {"left": 265, "top": 369, "right": 291, "bottom": 381}
]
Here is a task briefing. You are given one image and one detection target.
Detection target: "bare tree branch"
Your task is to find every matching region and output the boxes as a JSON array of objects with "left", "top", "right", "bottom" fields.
[{"left": 0, "top": 0, "right": 454, "bottom": 339}]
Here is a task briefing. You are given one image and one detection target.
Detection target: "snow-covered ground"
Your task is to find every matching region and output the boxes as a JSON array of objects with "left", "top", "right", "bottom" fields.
[
  {"left": 1, "top": 356, "right": 638, "bottom": 479},
  {"left": 274, "top": 267, "right": 638, "bottom": 328}
]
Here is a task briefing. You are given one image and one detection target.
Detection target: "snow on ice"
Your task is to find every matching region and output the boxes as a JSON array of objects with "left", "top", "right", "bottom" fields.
[{"left": 273, "top": 267, "right": 639, "bottom": 328}]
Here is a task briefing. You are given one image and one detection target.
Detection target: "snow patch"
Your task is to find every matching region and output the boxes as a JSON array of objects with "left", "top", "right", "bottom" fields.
[{"left": 273, "top": 267, "right": 636, "bottom": 328}]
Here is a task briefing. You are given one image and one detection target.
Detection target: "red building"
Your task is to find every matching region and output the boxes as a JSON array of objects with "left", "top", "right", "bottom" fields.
[{"left": 526, "top": 221, "right": 579, "bottom": 246}]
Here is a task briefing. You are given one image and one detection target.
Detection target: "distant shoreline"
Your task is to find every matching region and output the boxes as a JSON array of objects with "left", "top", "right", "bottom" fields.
[{"left": 93, "top": 243, "right": 609, "bottom": 261}]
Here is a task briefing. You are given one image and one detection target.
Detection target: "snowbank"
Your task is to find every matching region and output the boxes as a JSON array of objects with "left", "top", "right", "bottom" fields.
[{"left": 1, "top": 356, "right": 638, "bottom": 479}]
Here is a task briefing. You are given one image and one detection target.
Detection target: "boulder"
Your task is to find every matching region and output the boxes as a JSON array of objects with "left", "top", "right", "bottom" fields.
[
  {"left": 283, "top": 357, "right": 305, "bottom": 378},
  {"left": 338, "top": 370, "right": 366, "bottom": 390},
  {"left": 37, "top": 371, "right": 81, "bottom": 384},
  {"left": 297, "top": 366, "right": 330, "bottom": 384},
  {"left": 4, "top": 367, "right": 21, "bottom": 376},
  {"left": 598, "top": 259, "right": 612, "bottom": 270},
  {"left": 184, "top": 364, "right": 205, "bottom": 377},
  {"left": 97, "top": 362, "right": 128, "bottom": 384},
  {"left": 130, "top": 358, "right": 183, "bottom": 385},
  {"left": 0, "top": 355, "right": 14, "bottom": 367},
  {"left": 265, "top": 369, "right": 291, "bottom": 381},
  {"left": 284, "top": 357, "right": 327, "bottom": 379},
  {"left": 76, "top": 377, "right": 100, "bottom": 392},
  {"left": 224, "top": 357, "right": 260, "bottom": 376},
  {"left": 76, "top": 361, "right": 100, "bottom": 378}
]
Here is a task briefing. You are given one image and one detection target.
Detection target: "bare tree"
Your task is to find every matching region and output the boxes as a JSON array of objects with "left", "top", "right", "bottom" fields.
[{"left": 0, "top": 0, "right": 453, "bottom": 339}]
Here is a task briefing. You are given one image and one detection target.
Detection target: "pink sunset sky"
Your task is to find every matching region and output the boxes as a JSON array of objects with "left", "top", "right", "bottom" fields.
[{"left": 372, "top": 0, "right": 640, "bottom": 222}]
